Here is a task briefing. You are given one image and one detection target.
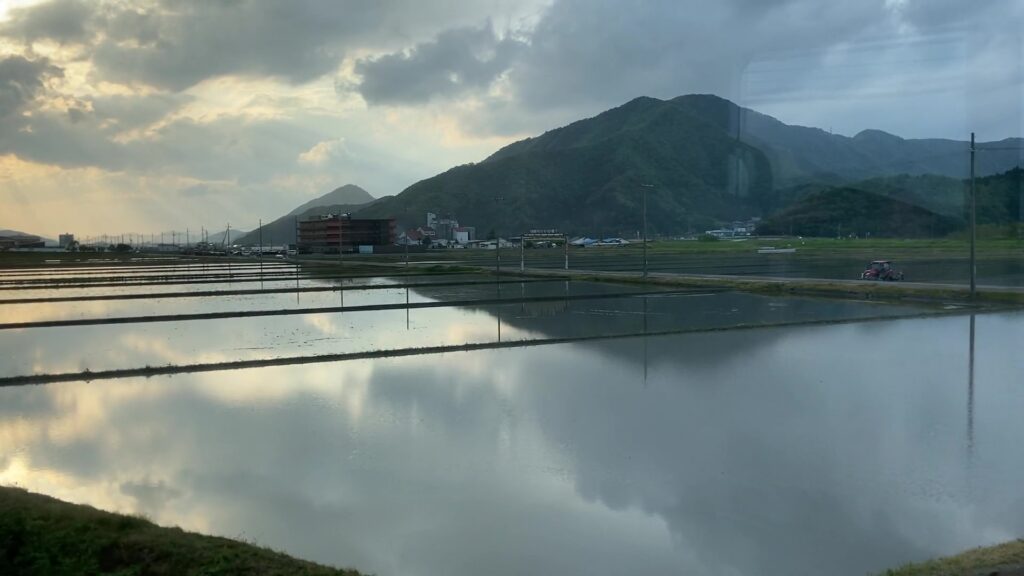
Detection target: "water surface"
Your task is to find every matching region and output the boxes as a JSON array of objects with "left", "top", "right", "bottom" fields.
[{"left": 1, "top": 312, "right": 1022, "bottom": 576}]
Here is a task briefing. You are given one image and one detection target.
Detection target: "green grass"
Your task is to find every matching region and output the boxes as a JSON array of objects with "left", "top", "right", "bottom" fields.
[
  {"left": 880, "top": 540, "right": 1024, "bottom": 575},
  {"left": 0, "top": 486, "right": 362, "bottom": 576},
  {"left": 5, "top": 237, "right": 1022, "bottom": 268},
  {"left": 353, "top": 237, "right": 1023, "bottom": 263},
  {"left": 640, "top": 237, "right": 1024, "bottom": 257},
  {"left": 551, "top": 268, "right": 1024, "bottom": 306}
]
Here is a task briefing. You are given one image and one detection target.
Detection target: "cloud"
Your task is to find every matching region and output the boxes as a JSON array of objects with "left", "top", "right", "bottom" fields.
[
  {"left": 340, "top": 0, "right": 1022, "bottom": 141},
  {"left": 297, "top": 138, "right": 348, "bottom": 166},
  {"left": 0, "top": 0, "right": 95, "bottom": 44},
  {"left": 1, "top": 0, "right": 544, "bottom": 91},
  {"left": 355, "top": 22, "right": 526, "bottom": 105},
  {"left": 0, "top": 55, "right": 62, "bottom": 119},
  {"left": 0, "top": 0, "right": 1020, "bottom": 237}
]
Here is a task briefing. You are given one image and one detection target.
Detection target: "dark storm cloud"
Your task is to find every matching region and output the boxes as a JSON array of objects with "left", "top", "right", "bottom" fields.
[
  {"left": 0, "top": 0, "right": 94, "bottom": 44},
  {"left": 0, "top": 0, "right": 528, "bottom": 91},
  {"left": 0, "top": 110, "right": 310, "bottom": 180},
  {"left": 0, "top": 0, "right": 1018, "bottom": 187},
  {"left": 348, "top": 0, "right": 1021, "bottom": 140},
  {"left": 517, "top": 0, "right": 891, "bottom": 105},
  {"left": 350, "top": 0, "right": 895, "bottom": 113},
  {"left": 0, "top": 55, "right": 62, "bottom": 119},
  {"left": 355, "top": 22, "right": 526, "bottom": 105},
  {"left": 87, "top": 1, "right": 359, "bottom": 90}
]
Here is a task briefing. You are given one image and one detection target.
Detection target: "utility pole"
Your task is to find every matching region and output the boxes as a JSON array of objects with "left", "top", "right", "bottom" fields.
[
  {"left": 640, "top": 184, "right": 653, "bottom": 279},
  {"left": 969, "top": 132, "right": 977, "bottom": 299},
  {"left": 258, "top": 218, "right": 264, "bottom": 280},
  {"left": 495, "top": 196, "right": 503, "bottom": 277},
  {"left": 520, "top": 232, "right": 525, "bottom": 273}
]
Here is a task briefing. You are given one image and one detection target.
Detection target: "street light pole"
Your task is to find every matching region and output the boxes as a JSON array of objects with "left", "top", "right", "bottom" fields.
[{"left": 640, "top": 184, "right": 653, "bottom": 279}]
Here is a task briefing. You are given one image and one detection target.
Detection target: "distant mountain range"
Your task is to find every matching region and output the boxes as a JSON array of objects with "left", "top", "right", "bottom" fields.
[
  {"left": 233, "top": 185, "right": 377, "bottom": 246},
  {"left": 352, "top": 94, "right": 1021, "bottom": 236},
  {"left": 761, "top": 168, "right": 1023, "bottom": 237},
  {"left": 0, "top": 229, "right": 57, "bottom": 245},
  {"left": 757, "top": 188, "right": 963, "bottom": 238},
  {"left": 206, "top": 228, "right": 248, "bottom": 245},
  {"left": 285, "top": 184, "right": 374, "bottom": 217},
  {"left": 0, "top": 229, "right": 35, "bottom": 237}
]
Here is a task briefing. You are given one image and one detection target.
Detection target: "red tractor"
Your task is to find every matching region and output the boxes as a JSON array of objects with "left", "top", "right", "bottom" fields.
[{"left": 861, "top": 260, "right": 904, "bottom": 281}]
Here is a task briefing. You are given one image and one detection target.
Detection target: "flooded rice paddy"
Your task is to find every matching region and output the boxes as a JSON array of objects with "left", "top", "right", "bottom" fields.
[{"left": 1, "top": 257, "right": 1023, "bottom": 576}]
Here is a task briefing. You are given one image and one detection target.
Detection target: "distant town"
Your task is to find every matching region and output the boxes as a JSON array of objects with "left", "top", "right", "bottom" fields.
[{"left": 1, "top": 212, "right": 764, "bottom": 255}]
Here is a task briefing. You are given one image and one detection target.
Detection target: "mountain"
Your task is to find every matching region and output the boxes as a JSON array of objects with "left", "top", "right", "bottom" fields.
[
  {"left": 0, "top": 229, "right": 35, "bottom": 237},
  {"left": 474, "top": 94, "right": 1021, "bottom": 185},
  {"left": 776, "top": 173, "right": 967, "bottom": 217},
  {"left": 769, "top": 167, "right": 1023, "bottom": 236},
  {"left": 0, "top": 229, "right": 57, "bottom": 245},
  {"left": 357, "top": 95, "right": 777, "bottom": 236},
  {"left": 353, "top": 94, "right": 1021, "bottom": 236},
  {"left": 233, "top": 185, "right": 377, "bottom": 246},
  {"left": 287, "top": 185, "right": 374, "bottom": 217},
  {"left": 973, "top": 166, "right": 1023, "bottom": 226},
  {"left": 757, "top": 188, "right": 962, "bottom": 238},
  {"left": 206, "top": 228, "right": 248, "bottom": 245}
]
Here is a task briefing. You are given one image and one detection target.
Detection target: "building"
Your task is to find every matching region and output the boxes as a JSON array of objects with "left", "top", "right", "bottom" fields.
[
  {"left": 297, "top": 213, "right": 396, "bottom": 253},
  {"left": 433, "top": 214, "right": 459, "bottom": 241},
  {"left": 400, "top": 229, "right": 422, "bottom": 245},
  {"left": 59, "top": 233, "right": 75, "bottom": 248},
  {"left": 454, "top": 226, "right": 476, "bottom": 244}
]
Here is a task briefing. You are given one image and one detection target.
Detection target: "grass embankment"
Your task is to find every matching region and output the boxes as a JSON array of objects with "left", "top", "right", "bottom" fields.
[
  {"left": 881, "top": 540, "right": 1024, "bottom": 575},
  {"left": 0, "top": 486, "right": 361, "bottom": 576},
  {"left": 642, "top": 237, "right": 1024, "bottom": 258},
  {"left": 553, "top": 269, "right": 1024, "bottom": 307}
]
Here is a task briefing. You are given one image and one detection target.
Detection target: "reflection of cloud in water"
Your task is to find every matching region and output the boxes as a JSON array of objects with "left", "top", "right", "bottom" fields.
[
  {"left": 0, "top": 301, "right": 115, "bottom": 323},
  {"left": 303, "top": 313, "right": 342, "bottom": 337},
  {"left": 190, "top": 363, "right": 374, "bottom": 423},
  {"left": 0, "top": 313, "right": 1022, "bottom": 575}
]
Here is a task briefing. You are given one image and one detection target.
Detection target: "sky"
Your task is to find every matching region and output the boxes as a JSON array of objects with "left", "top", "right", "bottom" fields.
[{"left": 0, "top": 0, "right": 1021, "bottom": 238}]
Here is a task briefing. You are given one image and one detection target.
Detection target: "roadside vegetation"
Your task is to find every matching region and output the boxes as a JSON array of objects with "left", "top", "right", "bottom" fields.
[
  {"left": 0, "top": 486, "right": 361, "bottom": 576},
  {"left": 880, "top": 540, "right": 1024, "bottom": 575}
]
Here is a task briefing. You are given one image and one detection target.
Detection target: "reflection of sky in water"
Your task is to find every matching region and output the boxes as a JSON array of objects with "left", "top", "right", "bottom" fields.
[
  {"left": 0, "top": 263, "right": 295, "bottom": 280},
  {"left": 0, "top": 272, "right": 492, "bottom": 300},
  {"left": 0, "top": 280, "right": 924, "bottom": 377},
  {"left": 1, "top": 312, "right": 1023, "bottom": 576},
  {"left": 0, "top": 279, "right": 619, "bottom": 323},
  {"left": 0, "top": 303, "right": 537, "bottom": 377}
]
